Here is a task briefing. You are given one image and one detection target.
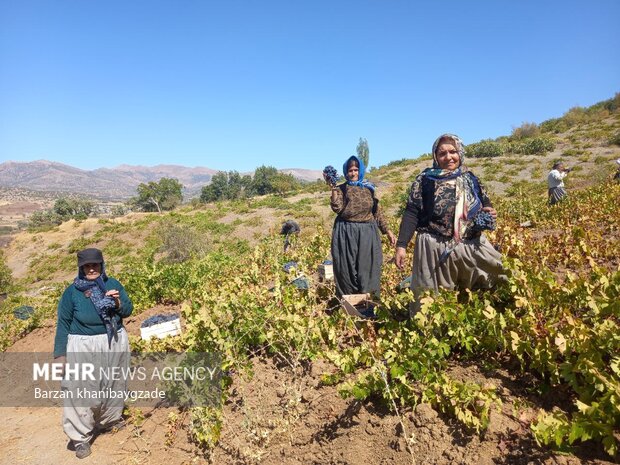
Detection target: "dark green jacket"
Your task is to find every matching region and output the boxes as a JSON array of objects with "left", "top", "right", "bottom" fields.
[{"left": 53, "top": 276, "right": 133, "bottom": 357}]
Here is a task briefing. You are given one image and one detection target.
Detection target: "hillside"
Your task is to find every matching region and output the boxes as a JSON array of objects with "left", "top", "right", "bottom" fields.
[
  {"left": 0, "top": 160, "right": 216, "bottom": 200},
  {"left": 0, "top": 160, "right": 324, "bottom": 201},
  {"left": 1, "top": 96, "right": 620, "bottom": 465}
]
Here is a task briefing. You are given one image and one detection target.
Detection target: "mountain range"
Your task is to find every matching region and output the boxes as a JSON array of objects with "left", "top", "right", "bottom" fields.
[{"left": 0, "top": 160, "right": 323, "bottom": 200}]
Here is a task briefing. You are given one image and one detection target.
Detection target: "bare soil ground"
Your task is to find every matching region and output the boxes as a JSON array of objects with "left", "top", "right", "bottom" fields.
[
  {"left": 2, "top": 125, "right": 619, "bottom": 464},
  {"left": 1, "top": 308, "right": 617, "bottom": 465},
  {"left": 0, "top": 188, "right": 53, "bottom": 234}
]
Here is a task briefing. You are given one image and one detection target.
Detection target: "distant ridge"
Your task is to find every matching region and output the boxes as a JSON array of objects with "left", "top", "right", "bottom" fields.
[{"left": 0, "top": 160, "right": 322, "bottom": 200}]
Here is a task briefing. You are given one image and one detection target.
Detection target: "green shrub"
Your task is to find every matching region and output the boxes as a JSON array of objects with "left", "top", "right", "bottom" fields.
[
  {"left": 104, "top": 240, "right": 132, "bottom": 259},
  {"left": 562, "top": 149, "right": 585, "bottom": 157},
  {"left": 511, "top": 122, "right": 540, "bottom": 139},
  {"left": 157, "top": 222, "right": 211, "bottom": 263},
  {"left": 539, "top": 117, "right": 567, "bottom": 134},
  {"left": 27, "top": 211, "right": 63, "bottom": 229},
  {"left": 505, "top": 179, "right": 545, "bottom": 197},
  {"left": 67, "top": 238, "right": 92, "bottom": 253},
  {"left": 386, "top": 157, "right": 414, "bottom": 168},
  {"left": 466, "top": 139, "right": 506, "bottom": 158},
  {"left": 302, "top": 179, "right": 328, "bottom": 194},
  {"left": 27, "top": 197, "right": 97, "bottom": 229},
  {"left": 562, "top": 106, "right": 589, "bottom": 127},
  {"left": 609, "top": 131, "right": 620, "bottom": 146},
  {"left": 0, "top": 251, "right": 12, "bottom": 293},
  {"left": 540, "top": 95, "right": 620, "bottom": 135},
  {"left": 509, "top": 137, "right": 556, "bottom": 155},
  {"left": 53, "top": 197, "right": 95, "bottom": 219},
  {"left": 28, "top": 252, "right": 74, "bottom": 283},
  {"left": 111, "top": 205, "right": 128, "bottom": 217}
]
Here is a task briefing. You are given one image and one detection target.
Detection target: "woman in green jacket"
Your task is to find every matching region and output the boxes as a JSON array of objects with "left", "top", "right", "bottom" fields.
[{"left": 53, "top": 247, "right": 133, "bottom": 459}]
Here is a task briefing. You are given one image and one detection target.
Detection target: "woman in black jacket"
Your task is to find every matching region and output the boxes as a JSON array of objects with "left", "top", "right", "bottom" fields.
[{"left": 394, "top": 134, "right": 504, "bottom": 314}]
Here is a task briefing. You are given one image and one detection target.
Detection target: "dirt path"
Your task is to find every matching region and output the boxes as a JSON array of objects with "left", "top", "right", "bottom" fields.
[{"left": 0, "top": 308, "right": 207, "bottom": 465}]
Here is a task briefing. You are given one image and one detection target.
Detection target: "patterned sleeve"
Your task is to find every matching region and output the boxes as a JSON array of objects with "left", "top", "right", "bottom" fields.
[
  {"left": 396, "top": 176, "right": 423, "bottom": 248},
  {"left": 330, "top": 185, "right": 345, "bottom": 214},
  {"left": 373, "top": 200, "right": 390, "bottom": 235}
]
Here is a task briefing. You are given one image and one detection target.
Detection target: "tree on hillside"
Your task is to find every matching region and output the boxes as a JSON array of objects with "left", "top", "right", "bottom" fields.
[
  {"left": 252, "top": 166, "right": 301, "bottom": 196},
  {"left": 252, "top": 165, "right": 280, "bottom": 195},
  {"left": 200, "top": 172, "right": 227, "bottom": 203},
  {"left": 356, "top": 137, "right": 369, "bottom": 168},
  {"left": 200, "top": 171, "right": 253, "bottom": 203},
  {"left": 227, "top": 171, "right": 254, "bottom": 199},
  {"left": 199, "top": 167, "right": 301, "bottom": 203},
  {"left": 26, "top": 197, "right": 96, "bottom": 229},
  {"left": 270, "top": 172, "right": 300, "bottom": 195},
  {"left": 53, "top": 197, "right": 95, "bottom": 220},
  {"left": 132, "top": 178, "right": 183, "bottom": 213}
]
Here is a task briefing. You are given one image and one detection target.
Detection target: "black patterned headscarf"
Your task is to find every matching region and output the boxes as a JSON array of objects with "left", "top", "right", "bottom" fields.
[{"left": 73, "top": 249, "right": 119, "bottom": 348}]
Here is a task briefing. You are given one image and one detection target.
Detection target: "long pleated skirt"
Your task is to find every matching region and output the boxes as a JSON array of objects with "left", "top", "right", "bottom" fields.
[
  {"left": 331, "top": 219, "right": 383, "bottom": 297},
  {"left": 548, "top": 186, "right": 567, "bottom": 205},
  {"left": 410, "top": 232, "right": 505, "bottom": 313}
]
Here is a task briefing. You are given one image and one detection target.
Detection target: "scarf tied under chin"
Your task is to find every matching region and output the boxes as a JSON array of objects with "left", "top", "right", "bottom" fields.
[
  {"left": 74, "top": 276, "right": 119, "bottom": 348},
  {"left": 343, "top": 155, "right": 376, "bottom": 193}
]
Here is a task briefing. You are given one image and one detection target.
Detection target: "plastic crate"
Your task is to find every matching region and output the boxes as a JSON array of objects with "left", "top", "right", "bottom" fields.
[{"left": 140, "top": 317, "right": 182, "bottom": 341}]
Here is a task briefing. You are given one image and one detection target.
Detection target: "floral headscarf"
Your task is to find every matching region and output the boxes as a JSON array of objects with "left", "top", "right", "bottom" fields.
[
  {"left": 429, "top": 133, "right": 465, "bottom": 172},
  {"left": 423, "top": 134, "right": 482, "bottom": 243}
]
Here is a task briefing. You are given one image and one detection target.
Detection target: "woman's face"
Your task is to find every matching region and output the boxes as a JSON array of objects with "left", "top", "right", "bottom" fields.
[
  {"left": 435, "top": 143, "right": 460, "bottom": 170},
  {"left": 347, "top": 164, "right": 360, "bottom": 181},
  {"left": 82, "top": 263, "right": 102, "bottom": 281}
]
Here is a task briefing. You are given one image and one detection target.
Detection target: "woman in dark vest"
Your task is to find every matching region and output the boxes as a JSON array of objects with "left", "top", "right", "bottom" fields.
[
  {"left": 394, "top": 134, "right": 504, "bottom": 314},
  {"left": 326, "top": 155, "right": 396, "bottom": 298}
]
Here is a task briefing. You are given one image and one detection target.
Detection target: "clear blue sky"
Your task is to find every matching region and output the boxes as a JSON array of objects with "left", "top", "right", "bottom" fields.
[{"left": 1, "top": 0, "right": 619, "bottom": 172}]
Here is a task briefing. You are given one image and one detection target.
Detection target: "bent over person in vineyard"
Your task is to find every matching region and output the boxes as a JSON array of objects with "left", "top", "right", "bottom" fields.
[
  {"left": 53, "top": 248, "right": 133, "bottom": 459},
  {"left": 325, "top": 155, "right": 396, "bottom": 298},
  {"left": 394, "top": 134, "right": 505, "bottom": 315}
]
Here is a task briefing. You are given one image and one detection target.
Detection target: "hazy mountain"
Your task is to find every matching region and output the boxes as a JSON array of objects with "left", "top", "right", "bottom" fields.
[
  {"left": 280, "top": 168, "right": 323, "bottom": 182},
  {"left": 0, "top": 160, "right": 322, "bottom": 200}
]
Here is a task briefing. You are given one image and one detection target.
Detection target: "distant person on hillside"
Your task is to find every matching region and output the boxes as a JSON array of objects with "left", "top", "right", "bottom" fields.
[
  {"left": 614, "top": 159, "right": 620, "bottom": 181},
  {"left": 547, "top": 161, "right": 571, "bottom": 205},
  {"left": 394, "top": 134, "right": 504, "bottom": 315},
  {"left": 280, "top": 219, "right": 300, "bottom": 252},
  {"left": 325, "top": 155, "right": 396, "bottom": 298},
  {"left": 53, "top": 248, "right": 133, "bottom": 459}
]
